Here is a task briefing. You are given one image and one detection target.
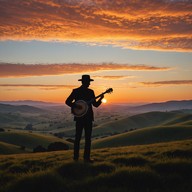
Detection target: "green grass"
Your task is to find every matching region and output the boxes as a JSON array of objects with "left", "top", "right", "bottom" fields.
[
  {"left": 0, "top": 142, "right": 26, "bottom": 154},
  {"left": 0, "top": 131, "right": 73, "bottom": 153},
  {"left": 162, "top": 114, "right": 192, "bottom": 125},
  {"left": 83, "top": 111, "right": 191, "bottom": 138},
  {"left": 92, "top": 124, "right": 192, "bottom": 148},
  {"left": 0, "top": 139, "right": 191, "bottom": 192},
  {"left": 0, "top": 112, "right": 49, "bottom": 128},
  {"left": 0, "top": 104, "right": 46, "bottom": 114}
]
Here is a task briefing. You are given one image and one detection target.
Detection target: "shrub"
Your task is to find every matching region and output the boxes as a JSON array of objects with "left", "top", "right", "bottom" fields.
[
  {"left": 25, "top": 123, "right": 33, "bottom": 130},
  {"left": 20, "top": 145, "right": 25, "bottom": 151},
  {"left": 33, "top": 145, "right": 47, "bottom": 153},
  {"left": 47, "top": 142, "right": 69, "bottom": 151}
]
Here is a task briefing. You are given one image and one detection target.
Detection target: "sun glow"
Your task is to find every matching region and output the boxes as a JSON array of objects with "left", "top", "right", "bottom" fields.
[{"left": 102, "top": 98, "right": 107, "bottom": 103}]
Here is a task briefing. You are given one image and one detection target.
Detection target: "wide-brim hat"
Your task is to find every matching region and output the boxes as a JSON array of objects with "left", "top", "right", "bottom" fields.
[{"left": 78, "top": 74, "right": 94, "bottom": 82}]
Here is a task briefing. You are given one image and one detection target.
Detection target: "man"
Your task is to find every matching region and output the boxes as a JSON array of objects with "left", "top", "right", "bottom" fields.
[{"left": 65, "top": 74, "right": 104, "bottom": 162}]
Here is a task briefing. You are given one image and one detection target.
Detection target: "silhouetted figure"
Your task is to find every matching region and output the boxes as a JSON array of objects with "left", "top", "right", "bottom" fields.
[{"left": 65, "top": 75, "right": 104, "bottom": 163}]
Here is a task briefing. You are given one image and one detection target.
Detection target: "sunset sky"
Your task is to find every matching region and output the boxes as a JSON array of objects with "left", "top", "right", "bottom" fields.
[{"left": 0, "top": 0, "right": 191, "bottom": 104}]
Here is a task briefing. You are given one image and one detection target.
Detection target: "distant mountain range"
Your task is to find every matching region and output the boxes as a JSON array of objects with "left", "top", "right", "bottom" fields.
[
  {"left": 0, "top": 100, "right": 64, "bottom": 107},
  {"left": 0, "top": 99, "right": 192, "bottom": 113},
  {"left": 128, "top": 100, "right": 192, "bottom": 113}
]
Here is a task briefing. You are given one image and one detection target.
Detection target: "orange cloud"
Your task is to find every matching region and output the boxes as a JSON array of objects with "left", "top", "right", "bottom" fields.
[
  {"left": 0, "top": 84, "right": 75, "bottom": 90},
  {"left": 0, "top": 0, "right": 191, "bottom": 51},
  {"left": 140, "top": 80, "right": 192, "bottom": 87},
  {"left": 0, "top": 63, "right": 170, "bottom": 77},
  {"left": 93, "top": 75, "right": 135, "bottom": 80}
]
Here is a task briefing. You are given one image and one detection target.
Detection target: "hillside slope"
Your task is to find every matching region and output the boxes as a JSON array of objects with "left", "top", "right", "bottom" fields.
[
  {"left": 0, "top": 141, "right": 26, "bottom": 154},
  {"left": 129, "top": 100, "right": 192, "bottom": 112},
  {"left": 91, "top": 111, "right": 192, "bottom": 137},
  {"left": 0, "top": 103, "right": 47, "bottom": 113},
  {"left": 0, "top": 131, "right": 73, "bottom": 153},
  {"left": 0, "top": 139, "right": 191, "bottom": 192},
  {"left": 0, "top": 112, "right": 49, "bottom": 128},
  {"left": 93, "top": 124, "right": 192, "bottom": 148}
]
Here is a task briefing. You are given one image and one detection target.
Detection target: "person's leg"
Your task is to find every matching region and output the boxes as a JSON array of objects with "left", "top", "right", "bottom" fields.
[
  {"left": 83, "top": 121, "right": 92, "bottom": 161},
  {"left": 74, "top": 121, "right": 83, "bottom": 160}
]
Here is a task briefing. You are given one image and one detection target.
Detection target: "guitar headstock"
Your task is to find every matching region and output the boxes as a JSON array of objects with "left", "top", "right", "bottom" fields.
[{"left": 105, "top": 88, "right": 113, "bottom": 94}]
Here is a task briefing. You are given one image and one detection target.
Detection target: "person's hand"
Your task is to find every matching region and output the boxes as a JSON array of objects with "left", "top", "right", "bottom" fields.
[{"left": 100, "top": 94, "right": 104, "bottom": 100}]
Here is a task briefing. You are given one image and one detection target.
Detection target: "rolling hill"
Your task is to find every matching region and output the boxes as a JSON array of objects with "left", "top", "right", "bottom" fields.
[
  {"left": 0, "top": 141, "right": 26, "bottom": 154},
  {"left": 0, "top": 131, "right": 73, "bottom": 154},
  {"left": 0, "top": 100, "right": 64, "bottom": 107},
  {"left": 0, "top": 103, "right": 47, "bottom": 113},
  {"left": 0, "top": 103, "right": 60, "bottom": 129},
  {"left": 129, "top": 100, "right": 192, "bottom": 113},
  {"left": 0, "top": 139, "right": 191, "bottom": 192},
  {"left": 92, "top": 124, "right": 192, "bottom": 148},
  {"left": 59, "top": 111, "right": 192, "bottom": 142},
  {"left": 89, "top": 111, "right": 192, "bottom": 138},
  {"left": 0, "top": 112, "right": 49, "bottom": 123},
  {"left": 0, "top": 111, "right": 51, "bottom": 129}
]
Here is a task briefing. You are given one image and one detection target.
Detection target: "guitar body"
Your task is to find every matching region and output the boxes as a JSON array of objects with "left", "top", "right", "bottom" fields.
[{"left": 72, "top": 100, "right": 89, "bottom": 117}]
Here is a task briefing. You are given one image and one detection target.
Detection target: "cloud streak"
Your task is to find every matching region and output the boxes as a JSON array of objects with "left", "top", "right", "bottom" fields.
[
  {"left": 140, "top": 80, "right": 192, "bottom": 87},
  {"left": 93, "top": 75, "right": 135, "bottom": 80},
  {"left": 0, "top": 0, "right": 191, "bottom": 51},
  {"left": 0, "top": 63, "right": 170, "bottom": 77},
  {"left": 1, "top": 80, "right": 191, "bottom": 91},
  {"left": 0, "top": 84, "right": 75, "bottom": 90}
]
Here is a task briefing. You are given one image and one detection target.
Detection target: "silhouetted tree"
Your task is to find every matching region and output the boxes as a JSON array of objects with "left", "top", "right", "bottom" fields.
[
  {"left": 25, "top": 123, "right": 33, "bottom": 130},
  {"left": 20, "top": 145, "right": 25, "bottom": 151},
  {"left": 0, "top": 128, "right": 5, "bottom": 132},
  {"left": 47, "top": 142, "right": 69, "bottom": 151}
]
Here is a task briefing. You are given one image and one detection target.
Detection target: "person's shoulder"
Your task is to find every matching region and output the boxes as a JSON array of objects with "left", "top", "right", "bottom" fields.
[
  {"left": 88, "top": 88, "right": 94, "bottom": 94},
  {"left": 87, "top": 88, "right": 94, "bottom": 92},
  {"left": 70, "top": 87, "right": 80, "bottom": 94},
  {"left": 73, "top": 87, "right": 81, "bottom": 91},
  {"left": 73, "top": 88, "right": 78, "bottom": 91}
]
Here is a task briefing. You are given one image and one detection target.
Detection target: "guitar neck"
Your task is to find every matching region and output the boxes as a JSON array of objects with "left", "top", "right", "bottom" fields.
[
  {"left": 88, "top": 92, "right": 106, "bottom": 104},
  {"left": 95, "top": 92, "right": 105, "bottom": 100}
]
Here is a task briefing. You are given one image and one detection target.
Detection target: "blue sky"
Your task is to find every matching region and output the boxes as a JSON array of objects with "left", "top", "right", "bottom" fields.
[{"left": 0, "top": 41, "right": 191, "bottom": 66}]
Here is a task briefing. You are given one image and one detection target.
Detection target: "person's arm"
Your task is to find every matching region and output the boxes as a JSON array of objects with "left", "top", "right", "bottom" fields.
[
  {"left": 92, "top": 91, "right": 104, "bottom": 108},
  {"left": 65, "top": 90, "right": 75, "bottom": 107}
]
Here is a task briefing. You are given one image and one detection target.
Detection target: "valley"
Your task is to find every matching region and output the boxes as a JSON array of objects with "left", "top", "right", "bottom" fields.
[{"left": 0, "top": 100, "right": 192, "bottom": 154}]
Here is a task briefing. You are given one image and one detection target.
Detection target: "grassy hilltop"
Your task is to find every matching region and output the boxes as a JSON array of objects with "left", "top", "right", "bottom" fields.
[
  {"left": 0, "top": 111, "right": 191, "bottom": 154},
  {"left": 0, "top": 139, "right": 192, "bottom": 192},
  {"left": 0, "top": 131, "right": 73, "bottom": 154},
  {"left": 0, "top": 141, "right": 25, "bottom": 154},
  {"left": 0, "top": 102, "right": 192, "bottom": 191},
  {"left": 93, "top": 123, "right": 192, "bottom": 148},
  {"left": 63, "top": 111, "right": 192, "bottom": 138}
]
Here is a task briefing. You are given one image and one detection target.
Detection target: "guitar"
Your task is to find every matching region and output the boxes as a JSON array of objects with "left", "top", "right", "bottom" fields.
[{"left": 72, "top": 88, "right": 113, "bottom": 117}]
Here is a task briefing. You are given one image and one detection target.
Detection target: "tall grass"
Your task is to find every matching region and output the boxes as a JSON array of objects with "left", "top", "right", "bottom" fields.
[{"left": 0, "top": 139, "right": 192, "bottom": 192}]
